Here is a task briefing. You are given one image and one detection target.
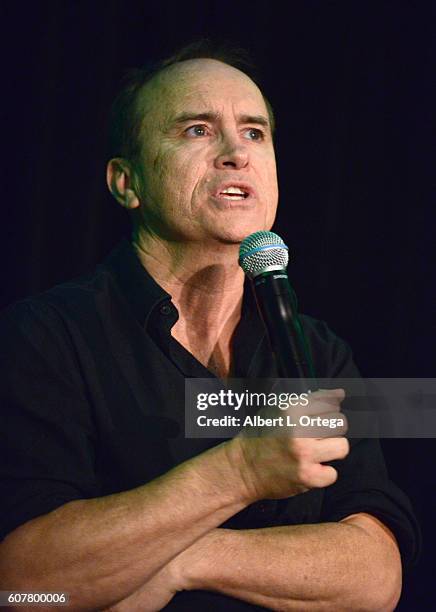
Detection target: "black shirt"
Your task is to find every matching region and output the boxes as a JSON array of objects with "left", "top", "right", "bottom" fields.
[{"left": 0, "top": 240, "right": 420, "bottom": 610}]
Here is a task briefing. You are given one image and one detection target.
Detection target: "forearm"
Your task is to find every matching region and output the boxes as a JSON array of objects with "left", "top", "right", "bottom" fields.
[
  {"left": 177, "top": 514, "right": 402, "bottom": 611},
  {"left": 0, "top": 442, "right": 246, "bottom": 611}
]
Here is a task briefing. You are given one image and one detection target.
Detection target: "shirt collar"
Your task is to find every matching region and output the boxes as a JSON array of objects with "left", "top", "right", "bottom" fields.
[
  {"left": 102, "top": 238, "right": 171, "bottom": 327},
  {"left": 102, "top": 238, "right": 266, "bottom": 339}
]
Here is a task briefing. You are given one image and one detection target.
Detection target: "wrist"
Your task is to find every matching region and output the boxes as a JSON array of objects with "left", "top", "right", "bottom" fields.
[
  {"left": 171, "top": 529, "right": 221, "bottom": 591},
  {"left": 221, "top": 437, "right": 260, "bottom": 503},
  {"left": 187, "top": 439, "right": 255, "bottom": 506},
  {"left": 163, "top": 552, "right": 187, "bottom": 592}
]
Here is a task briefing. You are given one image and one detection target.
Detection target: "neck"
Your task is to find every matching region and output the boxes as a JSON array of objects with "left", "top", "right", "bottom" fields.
[{"left": 131, "top": 230, "right": 245, "bottom": 336}]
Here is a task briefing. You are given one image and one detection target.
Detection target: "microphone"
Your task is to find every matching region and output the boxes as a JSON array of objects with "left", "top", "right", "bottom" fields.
[{"left": 239, "top": 231, "right": 316, "bottom": 389}]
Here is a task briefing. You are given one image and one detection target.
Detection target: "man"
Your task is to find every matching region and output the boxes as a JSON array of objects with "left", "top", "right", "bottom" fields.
[{"left": 0, "top": 42, "right": 419, "bottom": 610}]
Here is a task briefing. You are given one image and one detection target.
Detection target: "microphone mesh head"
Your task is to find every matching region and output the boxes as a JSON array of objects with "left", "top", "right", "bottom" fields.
[{"left": 239, "top": 231, "right": 289, "bottom": 279}]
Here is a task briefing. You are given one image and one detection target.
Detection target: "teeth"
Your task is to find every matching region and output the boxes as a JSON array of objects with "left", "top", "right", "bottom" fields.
[{"left": 221, "top": 187, "right": 247, "bottom": 195}]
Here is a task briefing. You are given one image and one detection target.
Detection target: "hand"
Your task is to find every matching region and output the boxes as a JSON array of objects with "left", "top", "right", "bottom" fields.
[{"left": 228, "top": 388, "right": 349, "bottom": 501}]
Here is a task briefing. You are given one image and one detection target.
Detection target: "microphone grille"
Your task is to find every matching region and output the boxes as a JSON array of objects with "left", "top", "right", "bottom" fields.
[{"left": 239, "top": 231, "right": 289, "bottom": 279}]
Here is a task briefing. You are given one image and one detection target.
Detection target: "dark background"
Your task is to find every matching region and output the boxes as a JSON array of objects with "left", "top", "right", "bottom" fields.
[{"left": 2, "top": 1, "right": 435, "bottom": 608}]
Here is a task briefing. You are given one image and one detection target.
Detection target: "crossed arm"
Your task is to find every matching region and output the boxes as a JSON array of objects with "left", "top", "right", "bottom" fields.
[
  {"left": 110, "top": 513, "right": 401, "bottom": 611},
  {"left": 0, "top": 391, "right": 402, "bottom": 611}
]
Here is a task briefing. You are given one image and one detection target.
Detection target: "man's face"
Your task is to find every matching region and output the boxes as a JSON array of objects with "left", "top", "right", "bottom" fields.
[{"left": 132, "top": 58, "right": 279, "bottom": 244}]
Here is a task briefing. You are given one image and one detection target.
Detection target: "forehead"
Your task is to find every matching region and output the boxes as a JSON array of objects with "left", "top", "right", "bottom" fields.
[{"left": 139, "top": 58, "right": 268, "bottom": 121}]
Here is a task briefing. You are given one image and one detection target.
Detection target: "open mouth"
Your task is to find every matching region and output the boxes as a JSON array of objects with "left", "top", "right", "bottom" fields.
[{"left": 217, "top": 187, "right": 250, "bottom": 201}]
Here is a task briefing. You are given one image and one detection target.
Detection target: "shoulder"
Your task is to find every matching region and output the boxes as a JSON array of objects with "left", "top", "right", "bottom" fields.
[
  {"left": 299, "top": 314, "right": 359, "bottom": 378},
  {"left": 0, "top": 264, "right": 118, "bottom": 385},
  {"left": 1, "top": 263, "right": 114, "bottom": 335}
]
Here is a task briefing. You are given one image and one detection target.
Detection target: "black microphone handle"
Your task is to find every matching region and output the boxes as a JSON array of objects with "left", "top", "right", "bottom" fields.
[{"left": 252, "top": 271, "right": 317, "bottom": 390}]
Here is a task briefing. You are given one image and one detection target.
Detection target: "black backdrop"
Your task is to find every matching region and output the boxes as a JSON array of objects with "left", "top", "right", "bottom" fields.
[{"left": 2, "top": 1, "right": 435, "bottom": 608}]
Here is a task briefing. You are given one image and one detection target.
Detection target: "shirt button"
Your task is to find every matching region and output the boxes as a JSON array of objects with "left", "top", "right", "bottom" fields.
[{"left": 159, "top": 303, "right": 172, "bottom": 316}]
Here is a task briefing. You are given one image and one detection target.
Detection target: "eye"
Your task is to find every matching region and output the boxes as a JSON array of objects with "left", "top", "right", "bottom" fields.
[
  {"left": 185, "top": 124, "right": 209, "bottom": 137},
  {"left": 243, "top": 127, "right": 265, "bottom": 141}
]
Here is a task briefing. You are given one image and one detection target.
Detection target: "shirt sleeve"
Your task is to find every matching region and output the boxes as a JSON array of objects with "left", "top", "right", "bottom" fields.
[
  {"left": 321, "top": 438, "right": 421, "bottom": 569},
  {"left": 0, "top": 299, "right": 99, "bottom": 540},
  {"left": 302, "top": 316, "right": 421, "bottom": 570}
]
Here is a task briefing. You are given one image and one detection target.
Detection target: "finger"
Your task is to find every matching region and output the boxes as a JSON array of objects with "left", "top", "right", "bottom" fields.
[
  {"left": 312, "top": 436, "right": 350, "bottom": 463},
  {"left": 304, "top": 463, "right": 338, "bottom": 488},
  {"left": 292, "top": 411, "right": 348, "bottom": 438},
  {"left": 311, "top": 388, "right": 346, "bottom": 410},
  {"left": 293, "top": 388, "right": 345, "bottom": 416},
  {"left": 317, "top": 388, "right": 346, "bottom": 397}
]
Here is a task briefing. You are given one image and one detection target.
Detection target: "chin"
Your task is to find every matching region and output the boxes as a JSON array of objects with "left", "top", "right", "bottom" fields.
[{"left": 210, "top": 220, "right": 268, "bottom": 244}]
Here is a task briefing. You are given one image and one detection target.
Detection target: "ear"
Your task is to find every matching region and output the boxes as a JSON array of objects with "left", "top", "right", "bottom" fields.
[{"left": 106, "top": 158, "right": 140, "bottom": 210}]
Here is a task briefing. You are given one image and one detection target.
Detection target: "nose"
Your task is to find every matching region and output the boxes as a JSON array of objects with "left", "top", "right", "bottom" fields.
[{"left": 214, "top": 134, "right": 249, "bottom": 170}]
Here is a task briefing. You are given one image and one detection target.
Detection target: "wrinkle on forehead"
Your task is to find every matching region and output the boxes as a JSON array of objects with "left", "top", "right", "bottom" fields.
[
  {"left": 136, "top": 58, "right": 267, "bottom": 134},
  {"left": 157, "top": 58, "right": 261, "bottom": 97}
]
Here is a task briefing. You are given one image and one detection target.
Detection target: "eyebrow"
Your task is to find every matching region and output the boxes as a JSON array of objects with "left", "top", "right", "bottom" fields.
[{"left": 169, "top": 111, "right": 270, "bottom": 130}]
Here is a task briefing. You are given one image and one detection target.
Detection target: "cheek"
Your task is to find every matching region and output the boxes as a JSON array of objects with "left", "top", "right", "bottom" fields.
[
  {"left": 154, "top": 148, "right": 205, "bottom": 196},
  {"left": 173, "top": 154, "right": 209, "bottom": 205},
  {"left": 151, "top": 148, "right": 178, "bottom": 185},
  {"left": 261, "top": 157, "right": 279, "bottom": 199},
  {"left": 143, "top": 150, "right": 184, "bottom": 209}
]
